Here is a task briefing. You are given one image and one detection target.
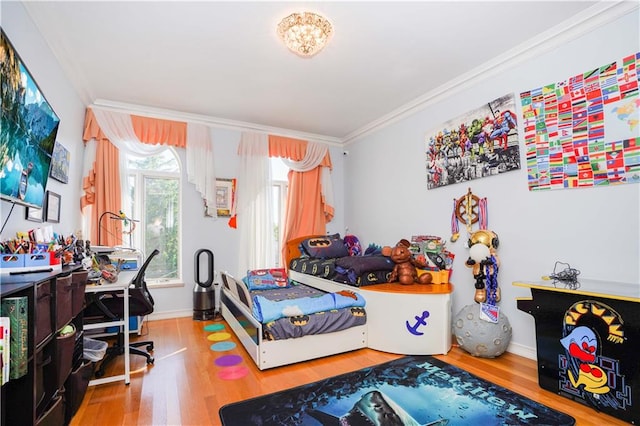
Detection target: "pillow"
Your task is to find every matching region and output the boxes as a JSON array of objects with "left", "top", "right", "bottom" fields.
[
  {"left": 243, "top": 268, "right": 290, "bottom": 291},
  {"left": 299, "top": 233, "right": 349, "bottom": 259},
  {"left": 335, "top": 255, "right": 394, "bottom": 275}
]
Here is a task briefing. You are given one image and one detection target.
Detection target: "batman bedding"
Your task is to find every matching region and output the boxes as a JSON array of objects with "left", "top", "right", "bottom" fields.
[
  {"left": 233, "top": 269, "right": 367, "bottom": 341},
  {"left": 288, "top": 234, "right": 394, "bottom": 287}
]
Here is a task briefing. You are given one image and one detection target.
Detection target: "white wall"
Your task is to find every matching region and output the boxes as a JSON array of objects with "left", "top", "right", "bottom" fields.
[{"left": 343, "top": 10, "right": 640, "bottom": 358}]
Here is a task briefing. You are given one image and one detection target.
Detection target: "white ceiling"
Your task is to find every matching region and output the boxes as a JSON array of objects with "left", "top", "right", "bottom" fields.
[{"left": 21, "top": 1, "right": 619, "bottom": 144}]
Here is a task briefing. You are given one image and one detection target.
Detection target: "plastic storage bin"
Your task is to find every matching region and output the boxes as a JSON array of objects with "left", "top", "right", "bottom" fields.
[
  {"left": 26, "top": 253, "right": 50, "bottom": 268},
  {"left": 0, "top": 253, "right": 25, "bottom": 269},
  {"left": 83, "top": 337, "right": 108, "bottom": 362}
]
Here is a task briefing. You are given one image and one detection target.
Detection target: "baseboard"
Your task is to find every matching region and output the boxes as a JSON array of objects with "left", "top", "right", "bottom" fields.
[
  {"left": 147, "top": 309, "right": 193, "bottom": 321},
  {"left": 506, "top": 341, "right": 537, "bottom": 361}
]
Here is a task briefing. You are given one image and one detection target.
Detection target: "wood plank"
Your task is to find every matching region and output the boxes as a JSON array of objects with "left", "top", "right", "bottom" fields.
[{"left": 70, "top": 317, "right": 629, "bottom": 426}]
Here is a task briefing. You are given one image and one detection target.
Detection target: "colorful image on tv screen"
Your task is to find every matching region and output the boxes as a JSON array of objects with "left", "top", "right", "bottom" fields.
[{"left": 1, "top": 30, "right": 59, "bottom": 209}]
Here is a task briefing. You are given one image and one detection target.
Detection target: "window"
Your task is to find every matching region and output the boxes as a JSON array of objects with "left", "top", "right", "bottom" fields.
[
  {"left": 125, "top": 149, "right": 182, "bottom": 286},
  {"left": 271, "top": 158, "right": 289, "bottom": 267}
]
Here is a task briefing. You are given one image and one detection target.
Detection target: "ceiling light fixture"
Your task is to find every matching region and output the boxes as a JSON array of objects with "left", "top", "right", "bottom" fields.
[{"left": 277, "top": 12, "right": 333, "bottom": 58}]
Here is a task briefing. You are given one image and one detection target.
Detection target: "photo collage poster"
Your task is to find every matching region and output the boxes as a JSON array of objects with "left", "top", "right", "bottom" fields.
[
  {"left": 425, "top": 94, "right": 521, "bottom": 189},
  {"left": 520, "top": 52, "right": 639, "bottom": 191}
]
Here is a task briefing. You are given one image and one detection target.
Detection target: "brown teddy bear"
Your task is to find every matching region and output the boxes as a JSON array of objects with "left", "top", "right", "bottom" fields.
[{"left": 382, "top": 239, "right": 432, "bottom": 285}]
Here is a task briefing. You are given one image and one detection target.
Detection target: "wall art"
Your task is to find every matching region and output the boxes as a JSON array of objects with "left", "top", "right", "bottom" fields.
[
  {"left": 520, "top": 52, "right": 639, "bottom": 191},
  {"left": 215, "top": 178, "right": 235, "bottom": 217},
  {"left": 25, "top": 205, "right": 43, "bottom": 223},
  {"left": 45, "top": 190, "right": 60, "bottom": 223},
  {"left": 50, "top": 141, "right": 70, "bottom": 183},
  {"left": 425, "top": 93, "right": 520, "bottom": 189}
]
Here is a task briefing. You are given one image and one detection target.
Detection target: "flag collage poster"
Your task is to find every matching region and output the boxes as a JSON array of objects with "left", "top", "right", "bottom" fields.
[{"left": 520, "top": 52, "right": 640, "bottom": 191}]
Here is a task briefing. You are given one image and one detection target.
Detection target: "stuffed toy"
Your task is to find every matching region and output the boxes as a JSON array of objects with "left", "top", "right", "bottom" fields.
[{"left": 382, "top": 239, "right": 432, "bottom": 285}]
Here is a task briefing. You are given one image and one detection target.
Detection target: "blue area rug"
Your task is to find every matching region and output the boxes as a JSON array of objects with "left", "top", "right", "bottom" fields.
[{"left": 219, "top": 355, "right": 575, "bottom": 425}]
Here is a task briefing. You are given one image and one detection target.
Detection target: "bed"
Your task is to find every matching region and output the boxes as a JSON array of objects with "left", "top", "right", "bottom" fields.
[
  {"left": 221, "top": 234, "right": 453, "bottom": 370},
  {"left": 220, "top": 270, "right": 368, "bottom": 370},
  {"left": 284, "top": 234, "right": 455, "bottom": 356}
]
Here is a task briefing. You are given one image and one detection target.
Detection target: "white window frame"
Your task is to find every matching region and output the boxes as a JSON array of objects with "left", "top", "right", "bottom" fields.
[
  {"left": 272, "top": 179, "right": 288, "bottom": 267},
  {"left": 126, "top": 150, "right": 183, "bottom": 288}
]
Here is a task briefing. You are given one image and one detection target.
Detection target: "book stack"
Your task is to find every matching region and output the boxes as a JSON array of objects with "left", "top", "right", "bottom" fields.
[
  {"left": 0, "top": 317, "right": 9, "bottom": 385},
  {"left": 1, "top": 297, "right": 28, "bottom": 380}
]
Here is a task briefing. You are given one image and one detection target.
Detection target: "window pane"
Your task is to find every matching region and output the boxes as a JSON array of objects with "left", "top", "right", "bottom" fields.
[
  {"left": 272, "top": 185, "right": 281, "bottom": 267},
  {"left": 122, "top": 174, "right": 138, "bottom": 248},
  {"left": 128, "top": 149, "right": 179, "bottom": 172},
  {"left": 143, "top": 176, "right": 179, "bottom": 280},
  {"left": 271, "top": 157, "right": 289, "bottom": 180}
]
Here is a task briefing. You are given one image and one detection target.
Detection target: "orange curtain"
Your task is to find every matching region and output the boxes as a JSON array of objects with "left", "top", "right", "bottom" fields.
[
  {"left": 82, "top": 108, "right": 187, "bottom": 246},
  {"left": 268, "top": 135, "right": 332, "bottom": 263},
  {"left": 282, "top": 166, "right": 326, "bottom": 235},
  {"left": 131, "top": 115, "right": 186, "bottom": 147},
  {"left": 269, "top": 135, "right": 332, "bottom": 167},
  {"left": 82, "top": 110, "right": 122, "bottom": 246}
]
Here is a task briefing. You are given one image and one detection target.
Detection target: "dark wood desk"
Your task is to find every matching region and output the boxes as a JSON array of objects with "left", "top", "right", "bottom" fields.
[{"left": 514, "top": 279, "right": 639, "bottom": 424}]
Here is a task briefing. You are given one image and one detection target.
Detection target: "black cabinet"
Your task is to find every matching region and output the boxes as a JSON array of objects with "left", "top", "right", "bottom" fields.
[
  {"left": 514, "top": 279, "right": 640, "bottom": 425},
  {"left": 1, "top": 266, "right": 84, "bottom": 426}
]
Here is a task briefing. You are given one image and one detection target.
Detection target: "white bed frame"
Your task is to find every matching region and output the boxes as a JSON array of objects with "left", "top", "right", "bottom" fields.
[
  {"left": 220, "top": 272, "right": 368, "bottom": 370},
  {"left": 221, "top": 235, "right": 453, "bottom": 369},
  {"left": 288, "top": 270, "right": 453, "bottom": 356}
]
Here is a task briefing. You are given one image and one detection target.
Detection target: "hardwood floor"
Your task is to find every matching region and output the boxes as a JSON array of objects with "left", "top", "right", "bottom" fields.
[{"left": 71, "top": 317, "right": 629, "bottom": 426}]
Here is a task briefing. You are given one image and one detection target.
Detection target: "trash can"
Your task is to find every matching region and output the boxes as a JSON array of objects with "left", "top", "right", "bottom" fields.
[{"left": 83, "top": 337, "right": 108, "bottom": 363}]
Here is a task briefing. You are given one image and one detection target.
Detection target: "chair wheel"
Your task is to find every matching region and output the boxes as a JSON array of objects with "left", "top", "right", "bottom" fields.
[
  {"left": 147, "top": 357, "right": 154, "bottom": 365},
  {"left": 146, "top": 344, "right": 154, "bottom": 351},
  {"left": 95, "top": 369, "right": 105, "bottom": 378}
]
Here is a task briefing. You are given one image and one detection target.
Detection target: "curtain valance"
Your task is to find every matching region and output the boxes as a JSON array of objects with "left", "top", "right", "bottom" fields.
[
  {"left": 131, "top": 115, "right": 186, "bottom": 148},
  {"left": 81, "top": 107, "right": 217, "bottom": 245},
  {"left": 83, "top": 108, "right": 187, "bottom": 148},
  {"left": 268, "top": 135, "right": 332, "bottom": 168}
]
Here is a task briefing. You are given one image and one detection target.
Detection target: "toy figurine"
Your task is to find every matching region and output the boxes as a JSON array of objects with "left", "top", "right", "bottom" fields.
[
  {"left": 382, "top": 239, "right": 432, "bottom": 285},
  {"left": 465, "top": 230, "right": 500, "bottom": 304}
]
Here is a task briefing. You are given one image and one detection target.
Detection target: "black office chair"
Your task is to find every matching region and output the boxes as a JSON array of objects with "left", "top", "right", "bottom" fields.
[{"left": 85, "top": 249, "right": 160, "bottom": 378}]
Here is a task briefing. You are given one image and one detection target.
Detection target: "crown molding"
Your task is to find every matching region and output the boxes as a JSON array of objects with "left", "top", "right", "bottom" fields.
[
  {"left": 26, "top": 0, "right": 637, "bottom": 147},
  {"left": 90, "top": 100, "right": 343, "bottom": 147},
  {"left": 341, "top": 0, "right": 639, "bottom": 145}
]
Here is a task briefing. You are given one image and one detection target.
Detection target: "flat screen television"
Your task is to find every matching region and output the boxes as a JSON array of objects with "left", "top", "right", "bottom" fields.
[{"left": 1, "top": 29, "right": 60, "bottom": 209}]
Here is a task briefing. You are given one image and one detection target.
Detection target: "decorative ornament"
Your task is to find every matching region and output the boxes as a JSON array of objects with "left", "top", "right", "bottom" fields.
[{"left": 451, "top": 187, "right": 487, "bottom": 242}]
